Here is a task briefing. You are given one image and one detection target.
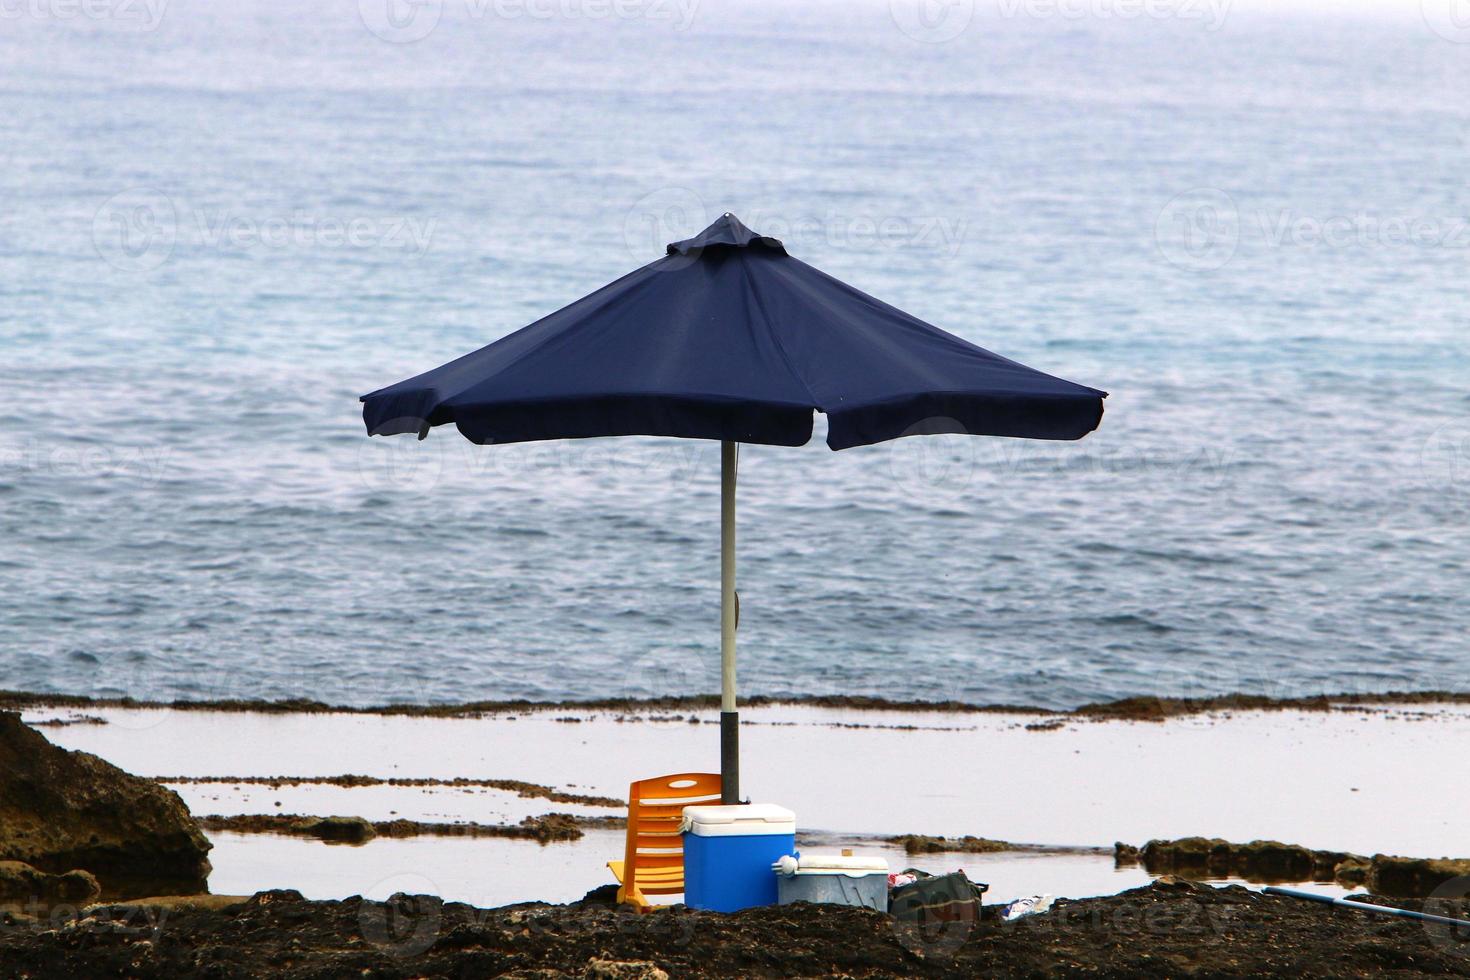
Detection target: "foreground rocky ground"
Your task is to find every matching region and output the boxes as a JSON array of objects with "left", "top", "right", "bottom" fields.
[{"left": 2, "top": 878, "right": 1468, "bottom": 978}]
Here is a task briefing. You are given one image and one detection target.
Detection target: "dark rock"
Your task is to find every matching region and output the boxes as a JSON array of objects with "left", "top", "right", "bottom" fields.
[
  {"left": 519, "top": 813, "right": 583, "bottom": 843},
  {"left": 1151, "top": 874, "right": 1212, "bottom": 893},
  {"left": 1369, "top": 856, "right": 1470, "bottom": 898},
  {"left": 1233, "top": 840, "right": 1317, "bottom": 880},
  {"left": 0, "top": 861, "right": 100, "bottom": 904},
  {"left": 1335, "top": 856, "right": 1372, "bottom": 886},
  {"left": 1140, "top": 836, "right": 1364, "bottom": 885},
  {"left": 575, "top": 883, "right": 621, "bottom": 907},
  {"left": 292, "top": 816, "right": 375, "bottom": 844},
  {"left": 1140, "top": 836, "right": 1234, "bottom": 873},
  {"left": 1131, "top": 835, "right": 1470, "bottom": 897},
  {"left": 0, "top": 712, "right": 211, "bottom": 896}
]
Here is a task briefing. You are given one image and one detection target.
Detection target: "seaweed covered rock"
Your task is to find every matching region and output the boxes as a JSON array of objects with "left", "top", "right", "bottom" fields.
[{"left": 0, "top": 712, "right": 211, "bottom": 896}]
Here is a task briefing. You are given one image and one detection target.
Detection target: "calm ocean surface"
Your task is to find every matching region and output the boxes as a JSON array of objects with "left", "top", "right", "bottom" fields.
[{"left": 1, "top": 0, "right": 1467, "bottom": 709}]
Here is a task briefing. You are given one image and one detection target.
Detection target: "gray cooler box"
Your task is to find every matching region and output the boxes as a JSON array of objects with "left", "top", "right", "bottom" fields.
[{"left": 773, "top": 853, "right": 889, "bottom": 911}]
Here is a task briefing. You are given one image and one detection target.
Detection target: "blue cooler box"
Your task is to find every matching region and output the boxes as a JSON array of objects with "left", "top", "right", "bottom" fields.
[{"left": 681, "top": 804, "right": 796, "bottom": 912}]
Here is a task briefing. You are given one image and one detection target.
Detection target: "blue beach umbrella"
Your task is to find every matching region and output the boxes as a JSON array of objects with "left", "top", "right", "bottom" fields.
[{"left": 362, "top": 213, "right": 1106, "bottom": 803}]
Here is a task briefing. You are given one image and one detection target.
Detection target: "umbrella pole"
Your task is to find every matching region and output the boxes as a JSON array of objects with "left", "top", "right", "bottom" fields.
[{"left": 720, "top": 440, "right": 739, "bottom": 804}]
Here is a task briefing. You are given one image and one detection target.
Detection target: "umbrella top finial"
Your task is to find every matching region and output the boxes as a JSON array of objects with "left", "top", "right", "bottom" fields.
[{"left": 667, "top": 212, "right": 787, "bottom": 257}]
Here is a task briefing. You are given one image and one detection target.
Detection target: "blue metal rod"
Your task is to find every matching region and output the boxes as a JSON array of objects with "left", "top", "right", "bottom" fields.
[{"left": 1263, "top": 886, "right": 1470, "bottom": 930}]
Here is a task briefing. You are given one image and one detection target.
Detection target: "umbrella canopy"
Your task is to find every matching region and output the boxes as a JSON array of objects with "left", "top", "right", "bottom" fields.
[
  {"left": 362, "top": 213, "right": 1105, "bottom": 450},
  {"left": 362, "top": 213, "right": 1107, "bottom": 804}
]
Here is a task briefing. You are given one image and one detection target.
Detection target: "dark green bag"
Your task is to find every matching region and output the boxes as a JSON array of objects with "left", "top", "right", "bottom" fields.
[{"left": 890, "top": 869, "right": 988, "bottom": 926}]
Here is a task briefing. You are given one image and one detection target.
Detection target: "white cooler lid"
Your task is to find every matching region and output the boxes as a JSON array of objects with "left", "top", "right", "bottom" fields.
[
  {"left": 681, "top": 803, "right": 796, "bottom": 837},
  {"left": 788, "top": 853, "right": 889, "bottom": 876}
]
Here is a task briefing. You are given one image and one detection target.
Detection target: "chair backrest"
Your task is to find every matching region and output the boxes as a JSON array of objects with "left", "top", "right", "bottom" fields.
[{"left": 622, "top": 772, "right": 722, "bottom": 896}]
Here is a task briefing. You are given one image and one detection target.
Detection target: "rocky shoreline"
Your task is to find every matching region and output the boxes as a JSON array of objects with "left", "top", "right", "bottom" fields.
[
  {"left": 3, "top": 878, "right": 1468, "bottom": 978},
  {"left": 8, "top": 705, "right": 1470, "bottom": 975}
]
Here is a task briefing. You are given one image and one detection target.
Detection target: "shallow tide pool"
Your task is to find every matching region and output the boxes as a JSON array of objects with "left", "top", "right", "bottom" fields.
[{"left": 24, "top": 701, "right": 1460, "bottom": 905}]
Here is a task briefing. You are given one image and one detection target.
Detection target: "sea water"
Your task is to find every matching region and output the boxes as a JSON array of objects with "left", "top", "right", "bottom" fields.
[{"left": 1, "top": 0, "right": 1467, "bottom": 709}]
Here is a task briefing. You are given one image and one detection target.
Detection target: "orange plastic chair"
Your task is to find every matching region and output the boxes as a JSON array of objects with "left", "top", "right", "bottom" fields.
[{"left": 607, "top": 772, "right": 721, "bottom": 909}]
